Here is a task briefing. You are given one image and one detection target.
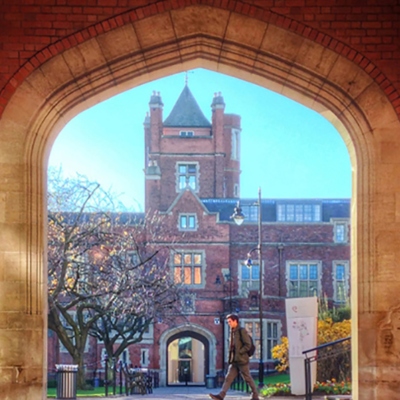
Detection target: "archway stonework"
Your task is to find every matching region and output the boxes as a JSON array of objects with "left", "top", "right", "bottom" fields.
[
  {"left": 159, "top": 323, "right": 217, "bottom": 387},
  {"left": 0, "top": 4, "right": 399, "bottom": 399}
]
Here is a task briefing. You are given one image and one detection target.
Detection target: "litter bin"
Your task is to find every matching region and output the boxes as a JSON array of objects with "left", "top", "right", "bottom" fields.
[
  {"left": 206, "top": 375, "right": 216, "bottom": 389},
  {"left": 56, "top": 364, "right": 78, "bottom": 399}
]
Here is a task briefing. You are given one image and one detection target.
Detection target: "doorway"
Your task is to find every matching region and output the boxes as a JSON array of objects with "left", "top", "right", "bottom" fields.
[{"left": 167, "top": 332, "right": 209, "bottom": 385}]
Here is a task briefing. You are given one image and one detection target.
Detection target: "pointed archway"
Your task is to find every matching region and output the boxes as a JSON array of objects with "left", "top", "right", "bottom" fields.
[
  {"left": 159, "top": 323, "right": 217, "bottom": 387},
  {"left": 0, "top": 3, "right": 399, "bottom": 399},
  {"left": 166, "top": 331, "right": 209, "bottom": 386}
]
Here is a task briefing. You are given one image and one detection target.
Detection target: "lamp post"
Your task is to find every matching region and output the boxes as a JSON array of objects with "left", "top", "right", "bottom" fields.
[
  {"left": 232, "top": 187, "right": 264, "bottom": 387},
  {"left": 215, "top": 270, "right": 233, "bottom": 374}
]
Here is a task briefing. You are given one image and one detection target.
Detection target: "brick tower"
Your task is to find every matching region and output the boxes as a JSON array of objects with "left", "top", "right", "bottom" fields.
[{"left": 144, "top": 84, "right": 242, "bottom": 213}]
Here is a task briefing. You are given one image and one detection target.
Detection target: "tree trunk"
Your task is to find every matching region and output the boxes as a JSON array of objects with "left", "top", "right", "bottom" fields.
[{"left": 73, "top": 352, "right": 91, "bottom": 390}]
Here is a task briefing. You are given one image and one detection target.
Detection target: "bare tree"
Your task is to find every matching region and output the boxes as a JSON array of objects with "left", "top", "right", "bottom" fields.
[
  {"left": 47, "top": 168, "right": 182, "bottom": 388},
  {"left": 88, "top": 220, "right": 183, "bottom": 363}
]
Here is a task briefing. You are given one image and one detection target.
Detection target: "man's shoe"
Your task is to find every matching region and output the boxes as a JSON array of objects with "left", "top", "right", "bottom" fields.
[{"left": 209, "top": 394, "right": 223, "bottom": 400}]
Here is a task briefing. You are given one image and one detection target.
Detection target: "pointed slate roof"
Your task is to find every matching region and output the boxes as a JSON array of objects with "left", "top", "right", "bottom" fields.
[{"left": 163, "top": 85, "right": 211, "bottom": 128}]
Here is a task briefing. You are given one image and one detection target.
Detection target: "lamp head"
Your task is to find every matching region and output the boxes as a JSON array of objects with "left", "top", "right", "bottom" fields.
[
  {"left": 246, "top": 258, "right": 252, "bottom": 267},
  {"left": 231, "top": 201, "right": 245, "bottom": 226}
]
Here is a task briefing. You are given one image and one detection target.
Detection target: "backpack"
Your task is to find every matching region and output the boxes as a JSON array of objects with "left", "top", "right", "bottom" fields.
[{"left": 239, "top": 328, "right": 256, "bottom": 357}]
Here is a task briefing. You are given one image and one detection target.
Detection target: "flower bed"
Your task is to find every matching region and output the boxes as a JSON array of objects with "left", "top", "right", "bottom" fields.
[
  {"left": 314, "top": 378, "right": 351, "bottom": 395},
  {"left": 260, "top": 383, "right": 291, "bottom": 397},
  {"left": 259, "top": 379, "right": 351, "bottom": 398}
]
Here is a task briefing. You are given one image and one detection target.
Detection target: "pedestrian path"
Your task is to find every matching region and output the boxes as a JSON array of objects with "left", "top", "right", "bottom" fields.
[{"left": 69, "top": 385, "right": 327, "bottom": 399}]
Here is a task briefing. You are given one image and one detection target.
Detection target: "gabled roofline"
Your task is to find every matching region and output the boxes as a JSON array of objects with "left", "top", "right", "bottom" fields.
[{"left": 163, "top": 187, "right": 212, "bottom": 215}]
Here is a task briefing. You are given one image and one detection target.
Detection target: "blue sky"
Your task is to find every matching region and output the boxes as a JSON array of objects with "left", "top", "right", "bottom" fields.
[{"left": 48, "top": 68, "right": 352, "bottom": 212}]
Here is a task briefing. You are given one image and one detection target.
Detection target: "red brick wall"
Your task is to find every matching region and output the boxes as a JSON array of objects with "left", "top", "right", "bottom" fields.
[
  {"left": 229, "top": 221, "right": 350, "bottom": 342},
  {"left": 0, "top": 0, "right": 398, "bottom": 118}
]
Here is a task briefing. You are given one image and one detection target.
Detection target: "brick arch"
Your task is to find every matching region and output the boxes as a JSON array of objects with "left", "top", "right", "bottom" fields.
[
  {"left": 0, "top": 0, "right": 398, "bottom": 120},
  {"left": 0, "top": 3, "right": 399, "bottom": 399}
]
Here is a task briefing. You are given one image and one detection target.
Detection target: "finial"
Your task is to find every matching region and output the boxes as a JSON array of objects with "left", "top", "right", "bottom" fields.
[{"left": 184, "top": 70, "right": 194, "bottom": 86}]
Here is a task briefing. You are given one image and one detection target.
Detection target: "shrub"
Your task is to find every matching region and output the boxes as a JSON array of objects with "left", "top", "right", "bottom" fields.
[
  {"left": 271, "top": 296, "right": 351, "bottom": 382},
  {"left": 260, "top": 382, "right": 291, "bottom": 398},
  {"left": 271, "top": 336, "right": 289, "bottom": 372}
]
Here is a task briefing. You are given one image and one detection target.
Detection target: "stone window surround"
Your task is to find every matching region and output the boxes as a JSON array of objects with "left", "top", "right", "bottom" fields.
[
  {"left": 178, "top": 213, "right": 198, "bottom": 231},
  {"left": 332, "top": 218, "right": 349, "bottom": 243},
  {"left": 231, "top": 128, "right": 240, "bottom": 160},
  {"left": 332, "top": 260, "right": 350, "bottom": 304},
  {"left": 286, "top": 260, "right": 322, "bottom": 298},
  {"left": 171, "top": 249, "right": 206, "bottom": 288},
  {"left": 241, "top": 318, "right": 281, "bottom": 361},
  {"left": 175, "top": 162, "right": 200, "bottom": 193}
]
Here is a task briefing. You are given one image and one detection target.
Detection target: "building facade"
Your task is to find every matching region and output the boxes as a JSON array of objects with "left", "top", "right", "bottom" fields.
[{"left": 48, "top": 85, "right": 350, "bottom": 387}]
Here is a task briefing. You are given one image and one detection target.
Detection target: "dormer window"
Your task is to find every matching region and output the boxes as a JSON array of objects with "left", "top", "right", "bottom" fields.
[
  {"left": 180, "top": 130, "right": 194, "bottom": 137},
  {"left": 277, "top": 203, "right": 321, "bottom": 222}
]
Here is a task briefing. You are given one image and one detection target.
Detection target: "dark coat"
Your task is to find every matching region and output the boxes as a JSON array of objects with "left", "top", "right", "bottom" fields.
[{"left": 229, "top": 326, "right": 251, "bottom": 365}]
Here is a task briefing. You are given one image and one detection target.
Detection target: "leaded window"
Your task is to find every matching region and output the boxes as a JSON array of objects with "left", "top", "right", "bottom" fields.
[
  {"left": 277, "top": 203, "right": 321, "bottom": 222},
  {"left": 288, "top": 262, "right": 319, "bottom": 297},
  {"left": 241, "top": 262, "right": 260, "bottom": 291},
  {"left": 173, "top": 252, "right": 203, "bottom": 285},
  {"left": 333, "top": 261, "right": 349, "bottom": 303},
  {"left": 177, "top": 163, "right": 198, "bottom": 191},
  {"left": 179, "top": 214, "right": 197, "bottom": 231}
]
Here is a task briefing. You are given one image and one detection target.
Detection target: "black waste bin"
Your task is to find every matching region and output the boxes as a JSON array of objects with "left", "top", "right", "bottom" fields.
[
  {"left": 206, "top": 375, "right": 216, "bottom": 389},
  {"left": 56, "top": 364, "right": 78, "bottom": 399}
]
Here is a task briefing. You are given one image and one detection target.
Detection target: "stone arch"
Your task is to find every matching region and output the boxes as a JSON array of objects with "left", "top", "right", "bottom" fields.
[
  {"left": 159, "top": 323, "right": 217, "bottom": 387},
  {"left": 0, "top": 3, "right": 399, "bottom": 399}
]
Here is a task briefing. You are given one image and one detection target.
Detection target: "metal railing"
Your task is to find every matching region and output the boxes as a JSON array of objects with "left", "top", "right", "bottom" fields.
[
  {"left": 231, "top": 374, "right": 250, "bottom": 393},
  {"left": 303, "top": 336, "right": 351, "bottom": 400},
  {"left": 49, "top": 360, "right": 159, "bottom": 396}
]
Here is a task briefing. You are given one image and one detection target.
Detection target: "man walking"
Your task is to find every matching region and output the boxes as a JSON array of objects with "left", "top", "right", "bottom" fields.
[{"left": 209, "top": 314, "right": 259, "bottom": 400}]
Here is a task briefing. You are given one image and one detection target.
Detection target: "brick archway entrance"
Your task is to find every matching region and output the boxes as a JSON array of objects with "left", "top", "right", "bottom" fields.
[
  {"left": 159, "top": 323, "right": 217, "bottom": 387},
  {"left": 166, "top": 331, "right": 210, "bottom": 386},
  {"left": 0, "top": 3, "right": 399, "bottom": 399}
]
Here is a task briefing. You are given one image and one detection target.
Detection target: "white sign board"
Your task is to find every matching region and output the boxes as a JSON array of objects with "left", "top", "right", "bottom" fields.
[{"left": 285, "top": 297, "right": 318, "bottom": 395}]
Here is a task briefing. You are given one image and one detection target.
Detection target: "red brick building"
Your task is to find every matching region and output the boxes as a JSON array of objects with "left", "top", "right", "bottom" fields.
[
  {"left": 1, "top": 1, "right": 399, "bottom": 398},
  {"left": 48, "top": 84, "right": 350, "bottom": 387}
]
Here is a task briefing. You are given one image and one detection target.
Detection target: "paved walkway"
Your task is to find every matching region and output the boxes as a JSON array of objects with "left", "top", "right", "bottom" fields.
[{"left": 69, "top": 385, "right": 327, "bottom": 399}]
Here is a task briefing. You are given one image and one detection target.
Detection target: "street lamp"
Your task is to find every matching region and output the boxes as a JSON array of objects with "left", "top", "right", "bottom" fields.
[{"left": 232, "top": 187, "right": 264, "bottom": 387}]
